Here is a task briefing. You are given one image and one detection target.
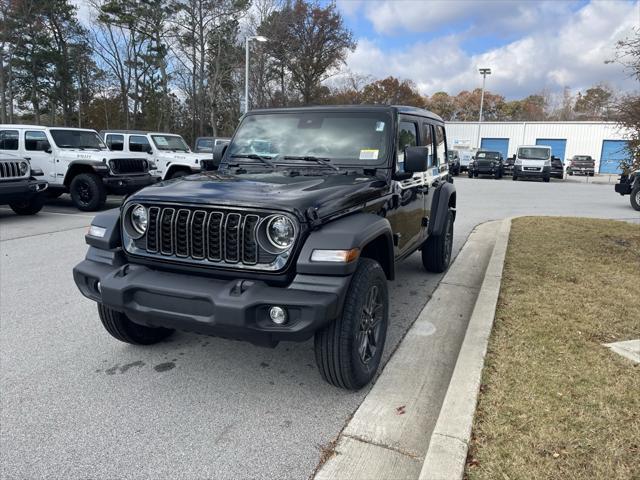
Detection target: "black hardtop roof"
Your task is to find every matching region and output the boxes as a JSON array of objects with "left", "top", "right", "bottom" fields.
[
  {"left": 477, "top": 150, "right": 502, "bottom": 155},
  {"left": 247, "top": 105, "right": 444, "bottom": 123}
]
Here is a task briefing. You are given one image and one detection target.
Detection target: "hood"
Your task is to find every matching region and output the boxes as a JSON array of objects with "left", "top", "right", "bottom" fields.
[
  {"left": 57, "top": 149, "right": 146, "bottom": 162},
  {"left": 158, "top": 151, "right": 209, "bottom": 163},
  {"left": 128, "top": 170, "right": 388, "bottom": 221}
]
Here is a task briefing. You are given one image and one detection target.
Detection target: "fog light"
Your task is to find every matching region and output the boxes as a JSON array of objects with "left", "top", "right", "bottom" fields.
[{"left": 269, "top": 306, "right": 287, "bottom": 325}]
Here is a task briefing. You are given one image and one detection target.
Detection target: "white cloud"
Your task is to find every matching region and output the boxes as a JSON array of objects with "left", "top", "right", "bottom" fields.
[{"left": 342, "top": 0, "right": 639, "bottom": 99}]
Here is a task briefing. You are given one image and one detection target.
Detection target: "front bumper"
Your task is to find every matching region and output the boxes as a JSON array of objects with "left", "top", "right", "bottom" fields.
[
  {"left": 73, "top": 250, "right": 350, "bottom": 346},
  {"left": 615, "top": 183, "right": 632, "bottom": 195},
  {"left": 0, "top": 178, "right": 48, "bottom": 204},
  {"left": 472, "top": 163, "right": 500, "bottom": 174},
  {"left": 514, "top": 165, "right": 551, "bottom": 178},
  {"left": 103, "top": 174, "right": 157, "bottom": 194}
]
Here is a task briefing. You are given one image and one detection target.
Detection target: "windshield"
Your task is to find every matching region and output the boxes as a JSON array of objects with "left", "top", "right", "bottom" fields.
[
  {"left": 50, "top": 130, "right": 106, "bottom": 149},
  {"left": 518, "top": 147, "right": 550, "bottom": 160},
  {"left": 476, "top": 151, "right": 500, "bottom": 159},
  {"left": 151, "top": 135, "right": 190, "bottom": 152},
  {"left": 225, "top": 112, "right": 391, "bottom": 167},
  {"left": 196, "top": 138, "right": 213, "bottom": 152}
]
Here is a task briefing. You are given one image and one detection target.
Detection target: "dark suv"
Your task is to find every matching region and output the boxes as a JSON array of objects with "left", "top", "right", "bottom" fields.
[
  {"left": 73, "top": 106, "right": 456, "bottom": 390},
  {"left": 615, "top": 169, "right": 640, "bottom": 211},
  {"left": 468, "top": 150, "right": 504, "bottom": 179}
]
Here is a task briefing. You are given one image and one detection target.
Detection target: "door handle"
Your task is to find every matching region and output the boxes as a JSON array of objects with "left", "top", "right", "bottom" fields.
[{"left": 24, "top": 157, "right": 31, "bottom": 160}]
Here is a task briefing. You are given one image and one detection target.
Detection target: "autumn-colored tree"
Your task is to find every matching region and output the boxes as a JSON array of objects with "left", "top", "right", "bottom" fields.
[
  {"left": 453, "top": 88, "right": 504, "bottom": 121},
  {"left": 574, "top": 85, "right": 614, "bottom": 120},
  {"left": 360, "top": 76, "right": 425, "bottom": 107},
  {"left": 425, "top": 91, "right": 456, "bottom": 120}
]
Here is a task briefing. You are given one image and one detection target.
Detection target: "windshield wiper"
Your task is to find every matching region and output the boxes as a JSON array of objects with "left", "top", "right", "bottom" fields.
[
  {"left": 283, "top": 155, "right": 339, "bottom": 171},
  {"left": 230, "top": 153, "right": 276, "bottom": 169}
]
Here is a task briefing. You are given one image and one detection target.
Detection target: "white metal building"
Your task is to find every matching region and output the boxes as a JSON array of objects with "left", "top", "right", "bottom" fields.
[{"left": 445, "top": 121, "right": 631, "bottom": 174}]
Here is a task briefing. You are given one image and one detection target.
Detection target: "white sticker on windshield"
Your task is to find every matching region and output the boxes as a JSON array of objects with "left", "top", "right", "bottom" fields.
[
  {"left": 155, "top": 137, "right": 169, "bottom": 146},
  {"left": 360, "top": 149, "right": 379, "bottom": 160},
  {"left": 375, "top": 121, "right": 385, "bottom": 132}
]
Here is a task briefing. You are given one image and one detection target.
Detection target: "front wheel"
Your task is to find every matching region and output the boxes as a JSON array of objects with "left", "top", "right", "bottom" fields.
[
  {"left": 70, "top": 173, "right": 106, "bottom": 211},
  {"left": 98, "top": 304, "right": 174, "bottom": 345},
  {"left": 631, "top": 186, "right": 640, "bottom": 211},
  {"left": 512, "top": 175, "right": 518, "bottom": 181},
  {"left": 422, "top": 209, "right": 454, "bottom": 273},
  {"left": 9, "top": 194, "right": 45, "bottom": 215},
  {"left": 543, "top": 176, "right": 550, "bottom": 183},
  {"left": 314, "top": 258, "right": 388, "bottom": 390},
  {"left": 467, "top": 170, "right": 473, "bottom": 178},
  {"left": 169, "top": 170, "right": 189, "bottom": 179}
]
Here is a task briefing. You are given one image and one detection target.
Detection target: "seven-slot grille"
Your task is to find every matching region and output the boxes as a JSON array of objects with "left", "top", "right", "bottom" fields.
[
  {"left": 143, "top": 206, "right": 266, "bottom": 266},
  {"left": 0, "top": 161, "right": 26, "bottom": 179},
  {"left": 110, "top": 158, "right": 147, "bottom": 174}
]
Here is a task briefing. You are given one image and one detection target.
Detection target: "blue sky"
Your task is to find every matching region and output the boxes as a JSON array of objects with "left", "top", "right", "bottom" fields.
[{"left": 332, "top": 0, "right": 639, "bottom": 99}]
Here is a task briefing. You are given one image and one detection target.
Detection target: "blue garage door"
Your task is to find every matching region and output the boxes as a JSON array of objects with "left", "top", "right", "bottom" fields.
[
  {"left": 480, "top": 138, "right": 509, "bottom": 159},
  {"left": 599, "top": 140, "right": 629, "bottom": 174},
  {"left": 536, "top": 138, "right": 566, "bottom": 161}
]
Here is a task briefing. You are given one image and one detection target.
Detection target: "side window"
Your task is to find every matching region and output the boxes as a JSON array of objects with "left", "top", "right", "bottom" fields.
[
  {"left": 106, "top": 134, "right": 124, "bottom": 151},
  {"left": 421, "top": 123, "right": 435, "bottom": 167},
  {"left": 25, "top": 131, "right": 50, "bottom": 151},
  {"left": 435, "top": 125, "right": 446, "bottom": 168},
  {"left": 397, "top": 120, "right": 418, "bottom": 172},
  {"left": 0, "top": 130, "right": 19, "bottom": 150},
  {"left": 129, "top": 135, "right": 151, "bottom": 153}
]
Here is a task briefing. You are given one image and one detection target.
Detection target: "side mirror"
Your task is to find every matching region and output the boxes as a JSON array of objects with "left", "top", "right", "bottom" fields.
[
  {"left": 146, "top": 147, "right": 153, "bottom": 154},
  {"left": 404, "top": 146, "right": 429, "bottom": 173},
  {"left": 212, "top": 143, "right": 228, "bottom": 168},
  {"left": 44, "top": 147, "right": 52, "bottom": 154},
  {"left": 31, "top": 168, "right": 44, "bottom": 176}
]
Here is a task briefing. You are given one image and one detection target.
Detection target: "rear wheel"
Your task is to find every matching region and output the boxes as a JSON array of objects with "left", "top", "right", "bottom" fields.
[
  {"left": 422, "top": 209, "right": 454, "bottom": 273},
  {"left": 314, "top": 258, "right": 388, "bottom": 390},
  {"left": 9, "top": 194, "right": 45, "bottom": 215},
  {"left": 631, "top": 185, "right": 640, "bottom": 211},
  {"left": 70, "top": 173, "right": 106, "bottom": 211},
  {"left": 97, "top": 304, "right": 174, "bottom": 345}
]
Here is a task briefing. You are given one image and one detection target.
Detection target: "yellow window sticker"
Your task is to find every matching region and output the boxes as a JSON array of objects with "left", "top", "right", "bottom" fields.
[{"left": 359, "top": 149, "right": 379, "bottom": 160}]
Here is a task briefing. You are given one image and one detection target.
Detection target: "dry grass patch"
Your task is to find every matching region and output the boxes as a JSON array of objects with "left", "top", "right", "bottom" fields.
[{"left": 466, "top": 217, "right": 640, "bottom": 480}]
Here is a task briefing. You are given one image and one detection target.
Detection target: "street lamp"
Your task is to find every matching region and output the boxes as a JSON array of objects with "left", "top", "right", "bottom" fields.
[
  {"left": 476, "top": 67, "right": 492, "bottom": 148},
  {"left": 244, "top": 35, "right": 268, "bottom": 114}
]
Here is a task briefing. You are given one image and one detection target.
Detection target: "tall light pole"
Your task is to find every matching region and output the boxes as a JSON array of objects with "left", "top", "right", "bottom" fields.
[
  {"left": 245, "top": 35, "right": 268, "bottom": 114},
  {"left": 476, "top": 67, "right": 491, "bottom": 148}
]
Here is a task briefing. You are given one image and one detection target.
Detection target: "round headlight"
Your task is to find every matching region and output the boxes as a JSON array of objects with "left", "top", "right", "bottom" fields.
[
  {"left": 19, "top": 161, "right": 29, "bottom": 175},
  {"left": 130, "top": 204, "right": 148, "bottom": 235},
  {"left": 266, "top": 215, "right": 295, "bottom": 249},
  {"left": 108, "top": 159, "right": 116, "bottom": 170}
]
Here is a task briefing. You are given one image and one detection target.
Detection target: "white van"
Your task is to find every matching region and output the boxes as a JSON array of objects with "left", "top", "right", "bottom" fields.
[
  {"left": 101, "top": 130, "right": 210, "bottom": 180},
  {"left": 0, "top": 125, "right": 155, "bottom": 210},
  {"left": 513, "top": 145, "right": 552, "bottom": 182}
]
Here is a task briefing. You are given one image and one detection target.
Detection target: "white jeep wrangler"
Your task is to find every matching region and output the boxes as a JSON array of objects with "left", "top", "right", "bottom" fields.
[
  {"left": 0, "top": 126, "right": 155, "bottom": 211},
  {"left": 101, "top": 130, "right": 210, "bottom": 180}
]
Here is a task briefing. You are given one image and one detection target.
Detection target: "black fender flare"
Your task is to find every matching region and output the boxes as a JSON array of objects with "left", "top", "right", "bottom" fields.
[
  {"left": 64, "top": 160, "right": 110, "bottom": 185},
  {"left": 297, "top": 213, "right": 394, "bottom": 278},
  {"left": 85, "top": 208, "right": 121, "bottom": 250},
  {"left": 428, "top": 182, "right": 456, "bottom": 237}
]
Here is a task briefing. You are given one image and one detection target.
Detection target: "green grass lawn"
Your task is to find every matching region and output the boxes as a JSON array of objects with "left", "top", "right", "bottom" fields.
[{"left": 466, "top": 217, "right": 640, "bottom": 480}]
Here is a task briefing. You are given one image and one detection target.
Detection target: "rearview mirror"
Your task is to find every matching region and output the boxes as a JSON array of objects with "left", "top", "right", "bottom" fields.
[
  {"left": 212, "top": 143, "right": 228, "bottom": 168},
  {"left": 404, "top": 146, "right": 429, "bottom": 173}
]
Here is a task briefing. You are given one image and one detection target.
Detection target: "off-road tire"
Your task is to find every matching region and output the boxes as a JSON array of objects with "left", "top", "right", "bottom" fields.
[
  {"left": 422, "top": 209, "right": 454, "bottom": 273},
  {"left": 543, "top": 176, "right": 550, "bottom": 183},
  {"left": 467, "top": 170, "right": 473, "bottom": 178},
  {"left": 631, "top": 185, "right": 640, "bottom": 211},
  {"left": 70, "top": 173, "right": 106, "bottom": 211},
  {"left": 97, "top": 303, "right": 174, "bottom": 345},
  {"left": 9, "top": 194, "right": 45, "bottom": 215},
  {"left": 494, "top": 170, "right": 501, "bottom": 179},
  {"left": 314, "top": 258, "right": 388, "bottom": 390},
  {"left": 512, "top": 174, "right": 518, "bottom": 181}
]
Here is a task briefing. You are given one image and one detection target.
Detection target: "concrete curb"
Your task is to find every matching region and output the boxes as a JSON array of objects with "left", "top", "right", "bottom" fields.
[{"left": 418, "top": 218, "right": 511, "bottom": 480}]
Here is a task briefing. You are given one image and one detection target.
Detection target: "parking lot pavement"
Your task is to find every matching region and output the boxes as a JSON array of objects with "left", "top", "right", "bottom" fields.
[{"left": 1, "top": 179, "right": 637, "bottom": 480}]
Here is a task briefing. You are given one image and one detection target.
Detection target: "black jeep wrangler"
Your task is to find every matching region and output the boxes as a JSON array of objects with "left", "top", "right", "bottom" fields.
[
  {"left": 615, "top": 169, "right": 640, "bottom": 211},
  {"left": 468, "top": 150, "right": 504, "bottom": 179},
  {"left": 73, "top": 106, "right": 456, "bottom": 390},
  {"left": 0, "top": 153, "right": 48, "bottom": 215}
]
